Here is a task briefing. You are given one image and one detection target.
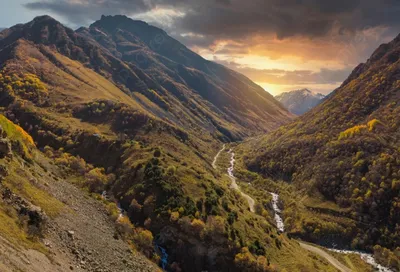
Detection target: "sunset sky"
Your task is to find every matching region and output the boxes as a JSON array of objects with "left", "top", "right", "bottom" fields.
[{"left": 1, "top": 0, "right": 399, "bottom": 95}]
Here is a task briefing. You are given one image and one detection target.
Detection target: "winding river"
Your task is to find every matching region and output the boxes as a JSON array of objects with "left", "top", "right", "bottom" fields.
[
  {"left": 155, "top": 244, "right": 168, "bottom": 271},
  {"left": 328, "top": 248, "right": 393, "bottom": 272},
  {"left": 269, "top": 190, "right": 393, "bottom": 271},
  {"left": 270, "top": 192, "right": 284, "bottom": 233},
  {"left": 214, "top": 145, "right": 393, "bottom": 272}
]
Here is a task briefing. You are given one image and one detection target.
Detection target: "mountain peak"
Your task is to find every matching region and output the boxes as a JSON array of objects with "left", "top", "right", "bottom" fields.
[
  {"left": 32, "top": 15, "right": 58, "bottom": 23},
  {"left": 275, "top": 88, "right": 326, "bottom": 115},
  {"left": 92, "top": 14, "right": 153, "bottom": 31}
]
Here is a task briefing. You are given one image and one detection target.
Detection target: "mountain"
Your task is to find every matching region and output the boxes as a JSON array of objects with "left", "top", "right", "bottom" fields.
[
  {"left": 275, "top": 88, "right": 325, "bottom": 115},
  {"left": 240, "top": 32, "right": 400, "bottom": 269},
  {"left": 0, "top": 15, "right": 343, "bottom": 272}
]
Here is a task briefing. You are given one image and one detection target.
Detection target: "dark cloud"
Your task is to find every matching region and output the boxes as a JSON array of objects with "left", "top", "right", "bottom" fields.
[
  {"left": 25, "top": 0, "right": 400, "bottom": 38},
  {"left": 174, "top": 0, "right": 400, "bottom": 42},
  {"left": 24, "top": 0, "right": 154, "bottom": 24}
]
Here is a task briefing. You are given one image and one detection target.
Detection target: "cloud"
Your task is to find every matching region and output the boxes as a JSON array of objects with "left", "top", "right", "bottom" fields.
[{"left": 214, "top": 57, "right": 352, "bottom": 85}]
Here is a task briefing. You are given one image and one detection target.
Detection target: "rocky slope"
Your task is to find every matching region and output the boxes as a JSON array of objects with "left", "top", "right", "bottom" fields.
[
  {"left": 240, "top": 32, "right": 400, "bottom": 270},
  {"left": 0, "top": 114, "right": 158, "bottom": 271},
  {"left": 275, "top": 88, "right": 325, "bottom": 115}
]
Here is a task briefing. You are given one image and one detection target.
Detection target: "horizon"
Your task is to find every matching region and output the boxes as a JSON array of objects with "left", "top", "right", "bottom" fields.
[{"left": 1, "top": 1, "right": 399, "bottom": 95}]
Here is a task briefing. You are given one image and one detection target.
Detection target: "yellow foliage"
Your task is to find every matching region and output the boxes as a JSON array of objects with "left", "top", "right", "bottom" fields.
[
  {"left": 116, "top": 216, "right": 135, "bottom": 237},
  {"left": 339, "top": 125, "right": 367, "bottom": 140},
  {"left": 367, "top": 119, "right": 382, "bottom": 131},
  {"left": 191, "top": 218, "right": 205, "bottom": 237},
  {"left": 0, "top": 114, "right": 35, "bottom": 158},
  {"left": 133, "top": 228, "right": 154, "bottom": 257},
  {"left": 170, "top": 211, "right": 180, "bottom": 222},
  {"left": 339, "top": 119, "right": 383, "bottom": 140},
  {"left": 234, "top": 247, "right": 274, "bottom": 272}
]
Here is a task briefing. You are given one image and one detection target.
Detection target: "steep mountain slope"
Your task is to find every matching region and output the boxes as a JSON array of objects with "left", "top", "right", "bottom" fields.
[
  {"left": 275, "top": 89, "right": 325, "bottom": 115},
  {"left": 0, "top": 15, "right": 291, "bottom": 142},
  {"left": 0, "top": 114, "right": 158, "bottom": 271},
  {"left": 0, "top": 15, "right": 342, "bottom": 272},
  {"left": 80, "top": 15, "right": 292, "bottom": 139},
  {"left": 240, "top": 33, "right": 400, "bottom": 269}
]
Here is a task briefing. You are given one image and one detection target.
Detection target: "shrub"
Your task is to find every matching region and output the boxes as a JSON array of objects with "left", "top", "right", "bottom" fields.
[
  {"left": 206, "top": 216, "right": 225, "bottom": 235},
  {"left": 116, "top": 216, "right": 135, "bottom": 238},
  {"left": 85, "top": 168, "right": 108, "bottom": 193},
  {"left": 170, "top": 211, "right": 180, "bottom": 222},
  {"left": 191, "top": 219, "right": 205, "bottom": 238},
  {"left": 133, "top": 228, "right": 154, "bottom": 257}
]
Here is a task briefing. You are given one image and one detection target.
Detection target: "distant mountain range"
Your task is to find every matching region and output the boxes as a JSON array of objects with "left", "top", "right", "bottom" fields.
[{"left": 275, "top": 88, "right": 326, "bottom": 115}]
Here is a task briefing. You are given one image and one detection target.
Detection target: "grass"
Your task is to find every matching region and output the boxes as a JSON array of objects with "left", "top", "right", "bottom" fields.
[
  {"left": 3, "top": 160, "right": 64, "bottom": 218},
  {"left": 328, "top": 250, "right": 374, "bottom": 272},
  {"left": 0, "top": 207, "right": 46, "bottom": 252}
]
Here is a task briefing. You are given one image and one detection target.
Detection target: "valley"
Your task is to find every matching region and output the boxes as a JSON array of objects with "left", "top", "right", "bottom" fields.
[
  {"left": 215, "top": 143, "right": 392, "bottom": 272},
  {"left": 0, "top": 10, "right": 399, "bottom": 272}
]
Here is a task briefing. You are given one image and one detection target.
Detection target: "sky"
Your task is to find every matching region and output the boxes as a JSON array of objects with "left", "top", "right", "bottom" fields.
[{"left": 0, "top": 1, "right": 399, "bottom": 96}]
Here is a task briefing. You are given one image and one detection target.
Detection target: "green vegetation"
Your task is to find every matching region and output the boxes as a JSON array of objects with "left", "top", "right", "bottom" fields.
[{"left": 239, "top": 30, "right": 400, "bottom": 268}]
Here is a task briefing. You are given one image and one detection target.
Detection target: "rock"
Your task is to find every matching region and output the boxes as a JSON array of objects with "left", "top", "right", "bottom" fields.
[
  {"left": 19, "top": 203, "right": 48, "bottom": 232},
  {"left": 0, "top": 138, "right": 12, "bottom": 158},
  {"left": 67, "top": 230, "right": 75, "bottom": 238}
]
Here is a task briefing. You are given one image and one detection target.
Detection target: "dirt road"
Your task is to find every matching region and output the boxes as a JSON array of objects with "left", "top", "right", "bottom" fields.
[{"left": 299, "top": 242, "right": 352, "bottom": 272}]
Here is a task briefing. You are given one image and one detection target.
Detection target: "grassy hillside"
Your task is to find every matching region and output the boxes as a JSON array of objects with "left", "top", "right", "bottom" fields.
[{"left": 239, "top": 33, "right": 400, "bottom": 270}]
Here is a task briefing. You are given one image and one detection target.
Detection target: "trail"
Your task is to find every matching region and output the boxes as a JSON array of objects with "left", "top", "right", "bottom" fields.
[
  {"left": 227, "top": 149, "right": 255, "bottom": 212},
  {"left": 299, "top": 242, "right": 352, "bottom": 272},
  {"left": 212, "top": 144, "right": 226, "bottom": 169}
]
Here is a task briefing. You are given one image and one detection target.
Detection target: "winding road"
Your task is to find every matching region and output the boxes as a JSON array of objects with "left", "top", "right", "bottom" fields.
[
  {"left": 299, "top": 242, "right": 352, "bottom": 272},
  {"left": 212, "top": 144, "right": 226, "bottom": 169},
  {"left": 212, "top": 145, "right": 255, "bottom": 212},
  {"left": 227, "top": 149, "right": 255, "bottom": 212}
]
